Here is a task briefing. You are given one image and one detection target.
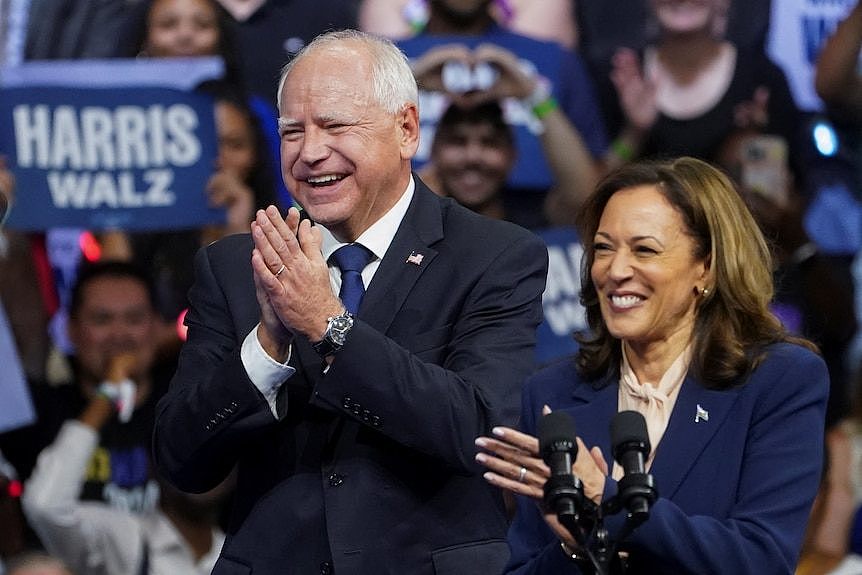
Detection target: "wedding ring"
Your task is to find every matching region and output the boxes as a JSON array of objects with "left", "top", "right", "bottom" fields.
[
  {"left": 274, "top": 264, "right": 286, "bottom": 278},
  {"left": 518, "top": 466, "right": 528, "bottom": 483}
]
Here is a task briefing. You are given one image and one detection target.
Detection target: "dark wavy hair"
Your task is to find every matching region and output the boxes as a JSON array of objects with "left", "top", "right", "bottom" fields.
[{"left": 575, "top": 157, "right": 817, "bottom": 389}]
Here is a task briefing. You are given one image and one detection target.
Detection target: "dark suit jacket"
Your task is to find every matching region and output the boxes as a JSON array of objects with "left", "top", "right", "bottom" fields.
[
  {"left": 153, "top": 180, "right": 548, "bottom": 574},
  {"left": 506, "top": 342, "right": 829, "bottom": 574}
]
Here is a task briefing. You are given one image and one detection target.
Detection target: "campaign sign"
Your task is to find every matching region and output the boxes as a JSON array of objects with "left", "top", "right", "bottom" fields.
[{"left": 0, "top": 73, "right": 221, "bottom": 231}]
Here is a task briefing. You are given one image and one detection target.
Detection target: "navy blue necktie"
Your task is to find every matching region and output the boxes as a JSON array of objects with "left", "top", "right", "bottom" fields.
[{"left": 331, "top": 243, "right": 374, "bottom": 315}]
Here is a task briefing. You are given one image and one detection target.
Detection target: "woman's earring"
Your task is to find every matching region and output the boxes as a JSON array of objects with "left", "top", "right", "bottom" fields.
[{"left": 701, "top": 287, "right": 710, "bottom": 296}]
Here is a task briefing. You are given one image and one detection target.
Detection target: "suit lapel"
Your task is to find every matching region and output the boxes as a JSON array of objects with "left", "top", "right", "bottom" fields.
[
  {"left": 358, "top": 180, "right": 444, "bottom": 334},
  {"left": 568, "top": 379, "right": 619, "bottom": 471},
  {"left": 649, "top": 375, "right": 740, "bottom": 499}
]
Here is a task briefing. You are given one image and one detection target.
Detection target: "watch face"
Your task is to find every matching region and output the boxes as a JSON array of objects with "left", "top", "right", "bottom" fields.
[{"left": 328, "top": 315, "right": 353, "bottom": 346}]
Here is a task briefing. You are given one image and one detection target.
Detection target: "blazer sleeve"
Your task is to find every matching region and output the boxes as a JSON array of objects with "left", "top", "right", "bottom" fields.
[{"left": 153, "top": 243, "right": 279, "bottom": 493}]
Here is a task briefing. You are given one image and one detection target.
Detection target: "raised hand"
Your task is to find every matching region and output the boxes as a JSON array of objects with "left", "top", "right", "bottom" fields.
[
  {"left": 250, "top": 206, "right": 342, "bottom": 361},
  {"left": 611, "top": 47, "right": 658, "bottom": 133}
]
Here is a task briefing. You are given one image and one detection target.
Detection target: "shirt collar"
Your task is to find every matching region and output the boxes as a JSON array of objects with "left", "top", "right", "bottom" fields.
[{"left": 319, "top": 176, "right": 415, "bottom": 263}]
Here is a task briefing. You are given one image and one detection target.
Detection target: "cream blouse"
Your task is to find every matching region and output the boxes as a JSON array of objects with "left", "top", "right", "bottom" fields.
[{"left": 612, "top": 345, "right": 692, "bottom": 480}]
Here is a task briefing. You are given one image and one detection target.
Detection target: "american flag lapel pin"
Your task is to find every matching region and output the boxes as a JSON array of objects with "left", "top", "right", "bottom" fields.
[
  {"left": 695, "top": 404, "right": 709, "bottom": 423},
  {"left": 406, "top": 251, "right": 424, "bottom": 265}
]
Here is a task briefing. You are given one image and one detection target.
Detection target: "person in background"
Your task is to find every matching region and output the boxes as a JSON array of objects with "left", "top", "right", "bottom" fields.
[
  {"left": 714, "top": 129, "right": 856, "bottom": 428},
  {"left": 210, "top": 0, "right": 359, "bottom": 111},
  {"left": 816, "top": 0, "right": 862, "bottom": 387},
  {"left": 427, "top": 100, "right": 588, "bottom": 365},
  {"left": 358, "top": 0, "right": 577, "bottom": 48},
  {"left": 100, "top": 80, "right": 278, "bottom": 360},
  {"left": 121, "top": 0, "right": 288, "bottom": 206},
  {"left": 0, "top": 261, "right": 169, "bottom": 511},
  {"left": 599, "top": 0, "right": 800, "bottom": 170},
  {"left": 816, "top": 0, "right": 862, "bottom": 123},
  {"left": 476, "top": 157, "right": 828, "bottom": 573},
  {"left": 24, "top": 0, "right": 147, "bottom": 60},
  {"left": 153, "top": 29, "right": 547, "bottom": 573},
  {"left": 0, "top": 156, "right": 49, "bottom": 385},
  {"left": 21, "top": 348, "right": 229, "bottom": 575},
  {"left": 420, "top": 50, "right": 599, "bottom": 228},
  {"left": 397, "top": 0, "right": 608, "bottom": 228}
]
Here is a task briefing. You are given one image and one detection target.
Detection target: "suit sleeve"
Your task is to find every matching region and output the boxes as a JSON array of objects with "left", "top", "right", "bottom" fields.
[
  {"left": 153, "top": 244, "right": 278, "bottom": 492},
  {"left": 311, "top": 231, "right": 548, "bottom": 472}
]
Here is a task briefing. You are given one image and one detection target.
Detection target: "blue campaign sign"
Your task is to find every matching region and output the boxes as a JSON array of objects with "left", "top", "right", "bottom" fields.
[
  {"left": 0, "top": 59, "right": 223, "bottom": 231},
  {"left": 535, "top": 226, "right": 587, "bottom": 367}
]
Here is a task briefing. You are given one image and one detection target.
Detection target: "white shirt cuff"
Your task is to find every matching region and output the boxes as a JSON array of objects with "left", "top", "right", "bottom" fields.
[{"left": 241, "top": 325, "right": 295, "bottom": 418}]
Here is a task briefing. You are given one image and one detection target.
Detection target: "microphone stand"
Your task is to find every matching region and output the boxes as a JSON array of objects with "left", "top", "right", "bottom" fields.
[
  {"left": 550, "top": 470, "right": 657, "bottom": 575},
  {"left": 544, "top": 472, "right": 607, "bottom": 575}
]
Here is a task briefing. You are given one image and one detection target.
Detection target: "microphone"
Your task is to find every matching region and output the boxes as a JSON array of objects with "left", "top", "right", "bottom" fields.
[
  {"left": 610, "top": 411, "right": 657, "bottom": 524},
  {"left": 538, "top": 411, "right": 585, "bottom": 526}
]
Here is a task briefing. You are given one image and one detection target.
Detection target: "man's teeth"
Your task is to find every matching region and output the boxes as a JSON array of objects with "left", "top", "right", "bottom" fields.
[
  {"left": 307, "top": 174, "right": 342, "bottom": 184},
  {"left": 611, "top": 295, "right": 642, "bottom": 308}
]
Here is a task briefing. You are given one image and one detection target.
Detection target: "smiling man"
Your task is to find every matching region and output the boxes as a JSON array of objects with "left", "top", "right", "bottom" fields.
[{"left": 153, "top": 29, "right": 548, "bottom": 574}]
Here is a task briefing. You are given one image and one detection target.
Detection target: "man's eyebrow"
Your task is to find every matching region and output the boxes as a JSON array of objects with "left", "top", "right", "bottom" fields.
[{"left": 278, "top": 117, "right": 300, "bottom": 131}]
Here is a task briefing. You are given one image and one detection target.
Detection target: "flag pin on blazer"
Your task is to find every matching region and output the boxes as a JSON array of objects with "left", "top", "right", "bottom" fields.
[
  {"left": 406, "top": 251, "right": 424, "bottom": 265},
  {"left": 695, "top": 404, "right": 709, "bottom": 423}
]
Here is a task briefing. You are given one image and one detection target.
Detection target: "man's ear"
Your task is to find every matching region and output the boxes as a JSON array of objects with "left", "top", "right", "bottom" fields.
[{"left": 398, "top": 103, "right": 421, "bottom": 160}]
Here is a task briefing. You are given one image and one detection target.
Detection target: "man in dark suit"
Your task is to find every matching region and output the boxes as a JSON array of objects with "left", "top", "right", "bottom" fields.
[{"left": 153, "top": 29, "right": 548, "bottom": 574}]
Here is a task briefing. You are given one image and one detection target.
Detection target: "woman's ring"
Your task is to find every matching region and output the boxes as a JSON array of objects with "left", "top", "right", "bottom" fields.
[
  {"left": 275, "top": 264, "right": 286, "bottom": 278},
  {"left": 518, "top": 466, "right": 528, "bottom": 483}
]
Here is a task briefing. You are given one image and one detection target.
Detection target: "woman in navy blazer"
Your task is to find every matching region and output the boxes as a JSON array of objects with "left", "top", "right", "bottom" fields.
[{"left": 476, "top": 157, "right": 829, "bottom": 574}]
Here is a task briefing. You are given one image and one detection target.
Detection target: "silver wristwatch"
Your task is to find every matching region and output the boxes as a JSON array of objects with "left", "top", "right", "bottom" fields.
[{"left": 311, "top": 310, "right": 354, "bottom": 356}]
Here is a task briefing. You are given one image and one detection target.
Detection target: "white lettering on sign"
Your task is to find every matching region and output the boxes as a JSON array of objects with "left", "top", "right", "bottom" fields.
[
  {"left": 543, "top": 242, "right": 587, "bottom": 336},
  {"left": 47, "top": 169, "right": 175, "bottom": 208},
  {"left": 13, "top": 104, "right": 200, "bottom": 170}
]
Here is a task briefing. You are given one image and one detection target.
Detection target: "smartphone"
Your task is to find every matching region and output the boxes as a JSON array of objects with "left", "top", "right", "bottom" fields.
[{"left": 739, "top": 135, "right": 788, "bottom": 207}]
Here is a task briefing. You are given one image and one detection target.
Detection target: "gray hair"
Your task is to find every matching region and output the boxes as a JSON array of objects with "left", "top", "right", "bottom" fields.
[{"left": 276, "top": 29, "right": 418, "bottom": 115}]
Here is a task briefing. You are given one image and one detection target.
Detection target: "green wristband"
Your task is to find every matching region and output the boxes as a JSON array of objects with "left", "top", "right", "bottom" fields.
[
  {"left": 611, "top": 138, "right": 635, "bottom": 162},
  {"left": 532, "top": 97, "right": 559, "bottom": 120}
]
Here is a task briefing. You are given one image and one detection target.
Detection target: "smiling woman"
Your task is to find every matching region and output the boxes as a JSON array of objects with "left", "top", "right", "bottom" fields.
[{"left": 475, "top": 157, "right": 829, "bottom": 574}]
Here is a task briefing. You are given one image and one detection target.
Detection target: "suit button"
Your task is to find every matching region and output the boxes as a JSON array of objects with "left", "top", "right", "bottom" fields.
[
  {"left": 328, "top": 473, "right": 344, "bottom": 487},
  {"left": 361, "top": 409, "right": 371, "bottom": 422},
  {"left": 342, "top": 395, "right": 352, "bottom": 409},
  {"left": 351, "top": 403, "right": 362, "bottom": 415},
  {"left": 320, "top": 561, "right": 333, "bottom": 575},
  {"left": 371, "top": 415, "right": 382, "bottom": 428}
]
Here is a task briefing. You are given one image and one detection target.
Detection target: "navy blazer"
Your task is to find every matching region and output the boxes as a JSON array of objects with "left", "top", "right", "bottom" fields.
[
  {"left": 153, "top": 180, "right": 548, "bottom": 574},
  {"left": 506, "top": 342, "right": 828, "bottom": 574}
]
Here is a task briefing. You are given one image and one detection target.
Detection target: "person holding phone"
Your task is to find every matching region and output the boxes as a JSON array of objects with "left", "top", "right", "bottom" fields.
[{"left": 715, "top": 129, "right": 857, "bottom": 429}]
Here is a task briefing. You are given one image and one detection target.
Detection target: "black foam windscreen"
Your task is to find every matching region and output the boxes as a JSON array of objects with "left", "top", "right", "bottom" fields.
[
  {"left": 611, "top": 410, "right": 651, "bottom": 459},
  {"left": 538, "top": 411, "right": 577, "bottom": 456}
]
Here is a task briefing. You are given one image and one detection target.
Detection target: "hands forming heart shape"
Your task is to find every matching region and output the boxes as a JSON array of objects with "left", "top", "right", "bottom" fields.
[{"left": 411, "top": 42, "right": 541, "bottom": 108}]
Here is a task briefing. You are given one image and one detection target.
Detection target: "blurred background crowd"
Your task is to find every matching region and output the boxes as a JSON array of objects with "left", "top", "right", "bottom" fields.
[{"left": 1, "top": 0, "right": 862, "bottom": 573}]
